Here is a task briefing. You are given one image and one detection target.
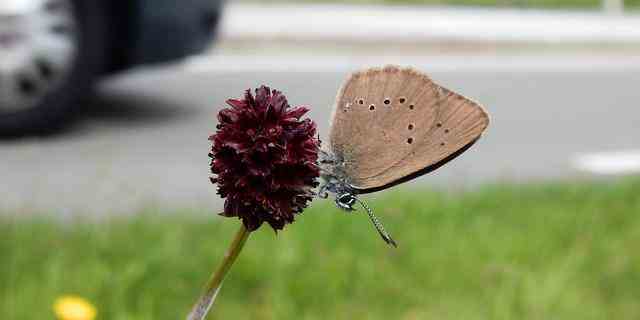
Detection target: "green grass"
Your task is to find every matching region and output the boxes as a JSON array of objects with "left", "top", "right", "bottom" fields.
[
  {"left": 3, "top": 178, "right": 640, "bottom": 320},
  {"left": 246, "top": 0, "right": 640, "bottom": 10}
]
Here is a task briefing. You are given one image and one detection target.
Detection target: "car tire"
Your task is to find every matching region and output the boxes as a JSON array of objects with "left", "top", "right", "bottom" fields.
[{"left": 0, "top": 0, "right": 107, "bottom": 136}]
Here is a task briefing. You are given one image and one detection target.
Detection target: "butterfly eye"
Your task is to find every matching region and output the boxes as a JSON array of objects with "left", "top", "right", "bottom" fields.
[
  {"left": 383, "top": 98, "right": 391, "bottom": 105},
  {"left": 336, "top": 193, "right": 357, "bottom": 209},
  {"left": 399, "top": 97, "right": 406, "bottom": 104},
  {"left": 358, "top": 99, "right": 364, "bottom": 105},
  {"left": 408, "top": 124, "right": 414, "bottom": 130},
  {"left": 407, "top": 137, "right": 414, "bottom": 144}
]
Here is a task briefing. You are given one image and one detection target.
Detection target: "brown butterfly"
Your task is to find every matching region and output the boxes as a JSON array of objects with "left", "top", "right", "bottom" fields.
[{"left": 318, "top": 65, "right": 490, "bottom": 247}]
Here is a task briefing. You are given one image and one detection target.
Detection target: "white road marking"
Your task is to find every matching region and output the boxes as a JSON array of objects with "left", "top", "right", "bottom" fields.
[{"left": 572, "top": 150, "right": 640, "bottom": 175}]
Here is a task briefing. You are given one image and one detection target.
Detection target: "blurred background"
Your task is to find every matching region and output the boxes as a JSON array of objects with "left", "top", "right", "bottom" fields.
[{"left": 2, "top": 0, "right": 640, "bottom": 319}]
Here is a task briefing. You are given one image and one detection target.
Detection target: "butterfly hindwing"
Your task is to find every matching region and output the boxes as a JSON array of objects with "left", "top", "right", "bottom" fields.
[{"left": 328, "top": 65, "right": 489, "bottom": 192}]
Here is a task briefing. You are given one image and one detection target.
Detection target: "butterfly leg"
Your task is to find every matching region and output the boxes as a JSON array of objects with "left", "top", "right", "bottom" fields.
[{"left": 317, "top": 182, "right": 329, "bottom": 199}]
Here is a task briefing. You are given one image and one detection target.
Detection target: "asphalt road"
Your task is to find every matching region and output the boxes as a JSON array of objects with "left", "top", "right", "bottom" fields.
[{"left": 2, "top": 53, "right": 640, "bottom": 216}]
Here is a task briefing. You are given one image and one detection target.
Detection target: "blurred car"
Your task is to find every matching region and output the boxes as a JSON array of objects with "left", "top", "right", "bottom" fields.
[{"left": 0, "top": 0, "right": 223, "bottom": 135}]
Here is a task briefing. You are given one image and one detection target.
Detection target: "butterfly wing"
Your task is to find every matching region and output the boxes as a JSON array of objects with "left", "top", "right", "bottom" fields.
[{"left": 328, "top": 65, "right": 489, "bottom": 193}]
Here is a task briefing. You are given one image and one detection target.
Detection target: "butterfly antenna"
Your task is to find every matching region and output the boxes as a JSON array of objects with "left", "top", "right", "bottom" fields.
[{"left": 355, "top": 198, "right": 397, "bottom": 248}]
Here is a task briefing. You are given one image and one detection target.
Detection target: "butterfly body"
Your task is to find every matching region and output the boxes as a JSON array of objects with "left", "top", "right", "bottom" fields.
[{"left": 319, "top": 65, "right": 490, "bottom": 247}]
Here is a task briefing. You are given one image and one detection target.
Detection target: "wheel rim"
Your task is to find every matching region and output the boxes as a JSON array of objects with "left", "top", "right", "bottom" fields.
[{"left": 0, "top": 0, "right": 77, "bottom": 114}]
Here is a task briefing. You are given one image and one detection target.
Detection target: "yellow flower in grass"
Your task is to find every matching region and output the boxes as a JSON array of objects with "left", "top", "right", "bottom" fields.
[{"left": 53, "top": 296, "right": 97, "bottom": 320}]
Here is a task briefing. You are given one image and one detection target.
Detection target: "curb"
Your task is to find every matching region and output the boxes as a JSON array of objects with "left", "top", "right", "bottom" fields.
[{"left": 219, "top": 3, "right": 640, "bottom": 44}]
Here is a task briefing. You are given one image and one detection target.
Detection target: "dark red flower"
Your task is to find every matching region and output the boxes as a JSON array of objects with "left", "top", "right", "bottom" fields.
[{"left": 209, "top": 86, "right": 321, "bottom": 231}]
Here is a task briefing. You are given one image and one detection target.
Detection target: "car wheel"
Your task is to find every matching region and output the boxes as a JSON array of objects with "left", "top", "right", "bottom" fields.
[{"left": 0, "top": 0, "right": 106, "bottom": 136}]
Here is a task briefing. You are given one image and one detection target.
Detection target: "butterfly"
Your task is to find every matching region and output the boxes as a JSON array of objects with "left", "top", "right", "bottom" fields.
[{"left": 318, "top": 65, "right": 490, "bottom": 247}]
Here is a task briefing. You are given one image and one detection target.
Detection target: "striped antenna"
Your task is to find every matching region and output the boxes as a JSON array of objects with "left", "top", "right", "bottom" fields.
[{"left": 355, "top": 198, "right": 397, "bottom": 248}]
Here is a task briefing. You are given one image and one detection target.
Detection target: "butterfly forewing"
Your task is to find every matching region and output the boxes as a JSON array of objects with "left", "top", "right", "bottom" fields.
[{"left": 328, "top": 65, "right": 489, "bottom": 192}]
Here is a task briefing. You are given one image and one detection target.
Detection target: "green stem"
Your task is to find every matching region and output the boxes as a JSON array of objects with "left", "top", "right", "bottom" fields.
[{"left": 187, "top": 224, "right": 250, "bottom": 320}]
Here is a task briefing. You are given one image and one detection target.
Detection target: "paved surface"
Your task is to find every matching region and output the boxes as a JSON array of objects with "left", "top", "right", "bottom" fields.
[{"left": 2, "top": 52, "right": 640, "bottom": 216}]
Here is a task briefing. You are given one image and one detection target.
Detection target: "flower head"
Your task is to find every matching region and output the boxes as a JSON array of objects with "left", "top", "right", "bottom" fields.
[
  {"left": 53, "top": 296, "right": 97, "bottom": 320},
  {"left": 209, "top": 86, "right": 320, "bottom": 231}
]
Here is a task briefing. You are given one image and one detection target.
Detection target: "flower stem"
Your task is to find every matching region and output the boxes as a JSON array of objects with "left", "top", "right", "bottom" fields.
[{"left": 187, "top": 224, "right": 250, "bottom": 320}]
